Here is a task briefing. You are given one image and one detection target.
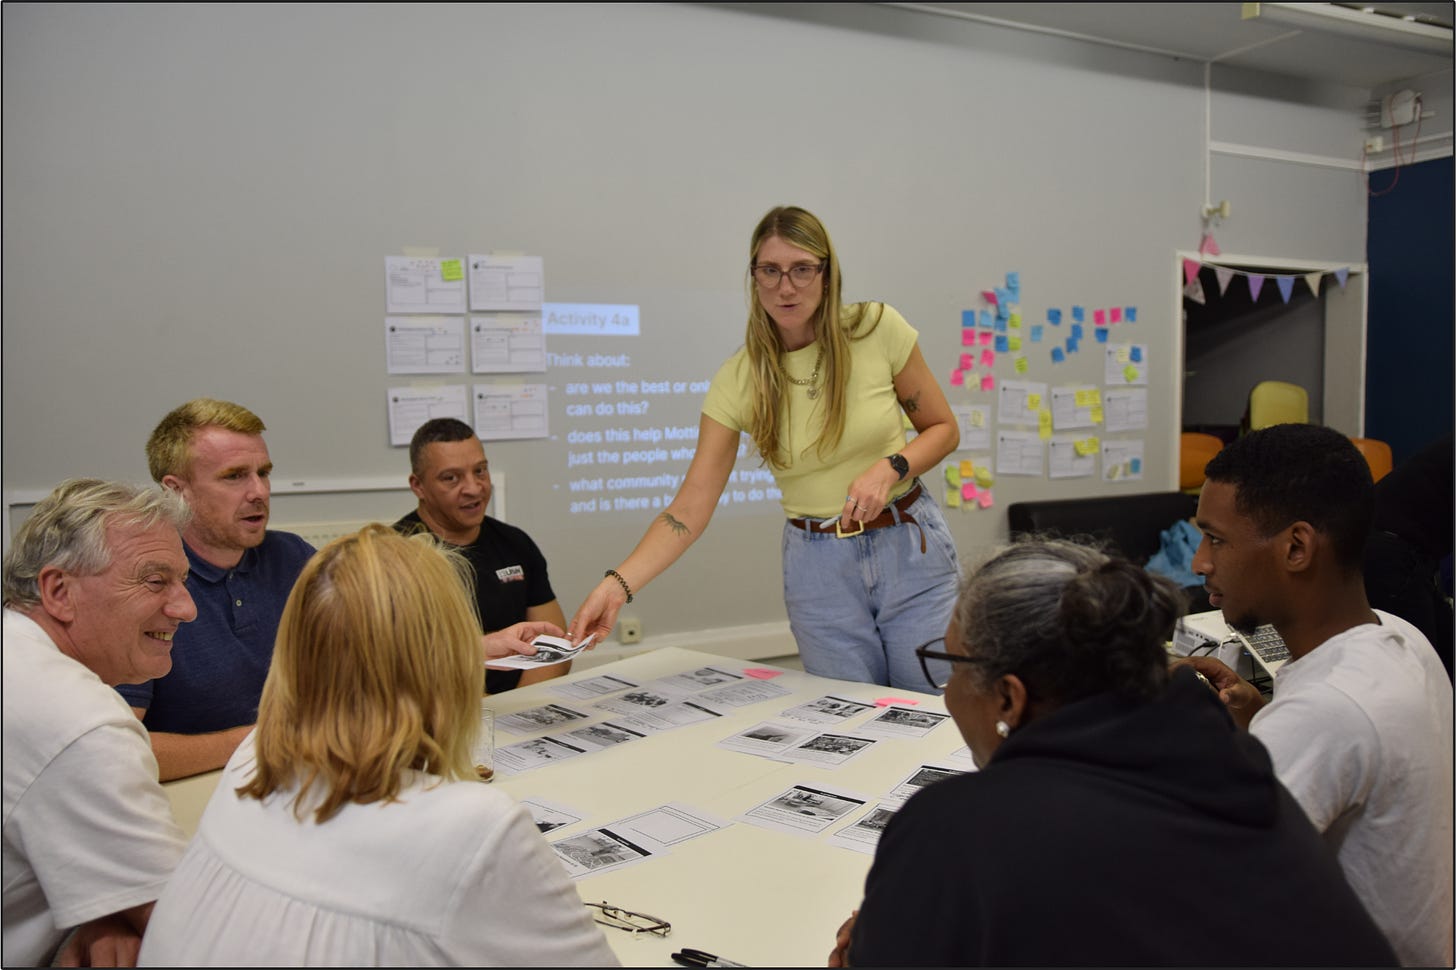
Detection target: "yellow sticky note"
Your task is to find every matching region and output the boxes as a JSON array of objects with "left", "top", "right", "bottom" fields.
[
  {"left": 945, "top": 466, "right": 961, "bottom": 487},
  {"left": 1008, "top": 337, "right": 1022, "bottom": 352},
  {"left": 1038, "top": 411, "right": 1052, "bottom": 440},
  {"left": 440, "top": 259, "right": 464, "bottom": 281},
  {"left": 1116, "top": 347, "right": 1131, "bottom": 364},
  {"left": 1026, "top": 393, "right": 1042, "bottom": 409},
  {"left": 959, "top": 459, "right": 975, "bottom": 478},
  {"left": 1009, "top": 312, "right": 1022, "bottom": 328},
  {"left": 975, "top": 467, "right": 995, "bottom": 488},
  {"left": 1014, "top": 356, "right": 1029, "bottom": 374},
  {"left": 1074, "top": 389, "right": 1096, "bottom": 408},
  {"left": 945, "top": 487, "right": 961, "bottom": 508},
  {"left": 1075, "top": 437, "right": 1099, "bottom": 456},
  {"left": 970, "top": 410, "right": 985, "bottom": 428},
  {"left": 1123, "top": 365, "right": 1140, "bottom": 383},
  {"left": 1090, "top": 406, "right": 1104, "bottom": 424}
]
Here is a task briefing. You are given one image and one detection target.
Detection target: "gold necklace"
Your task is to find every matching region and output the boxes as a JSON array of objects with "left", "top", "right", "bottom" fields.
[{"left": 786, "top": 345, "right": 824, "bottom": 399}]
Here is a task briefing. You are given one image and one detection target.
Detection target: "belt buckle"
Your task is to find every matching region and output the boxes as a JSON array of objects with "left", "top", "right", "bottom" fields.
[{"left": 835, "top": 517, "right": 865, "bottom": 539}]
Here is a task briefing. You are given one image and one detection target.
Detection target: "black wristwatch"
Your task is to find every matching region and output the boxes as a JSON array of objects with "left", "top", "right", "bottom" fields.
[{"left": 887, "top": 453, "right": 910, "bottom": 481}]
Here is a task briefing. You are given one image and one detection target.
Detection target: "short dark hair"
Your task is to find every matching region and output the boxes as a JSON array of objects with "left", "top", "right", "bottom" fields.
[
  {"left": 1204, "top": 424, "right": 1373, "bottom": 571},
  {"left": 408, "top": 418, "right": 478, "bottom": 475}
]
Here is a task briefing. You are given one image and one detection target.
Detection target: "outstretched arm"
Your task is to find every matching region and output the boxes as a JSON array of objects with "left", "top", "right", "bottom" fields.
[
  {"left": 133, "top": 709, "right": 251, "bottom": 783},
  {"left": 569, "top": 414, "right": 739, "bottom": 643}
]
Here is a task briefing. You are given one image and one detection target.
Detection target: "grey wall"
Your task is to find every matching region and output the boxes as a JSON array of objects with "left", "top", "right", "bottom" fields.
[{"left": 2, "top": 2, "right": 1374, "bottom": 640}]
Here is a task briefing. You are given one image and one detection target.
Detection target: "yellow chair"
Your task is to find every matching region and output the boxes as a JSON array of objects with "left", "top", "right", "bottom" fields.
[
  {"left": 1349, "top": 436, "right": 1393, "bottom": 483},
  {"left": 1180, "top": 432, "right": 1224, "bottom": 492},
  {"left": 1246, "top": 380, "right": 1309, "bottom": 431}
]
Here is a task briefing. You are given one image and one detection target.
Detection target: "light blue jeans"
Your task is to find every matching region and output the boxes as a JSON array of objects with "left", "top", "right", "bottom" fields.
[{"left": 781, "top": 486, "right": 959, "bottom": 692}]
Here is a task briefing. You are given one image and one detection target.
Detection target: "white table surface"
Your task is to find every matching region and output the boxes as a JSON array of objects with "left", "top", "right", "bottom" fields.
[{"left": 165, "top": 647, "right": 964, "bottom": 967}]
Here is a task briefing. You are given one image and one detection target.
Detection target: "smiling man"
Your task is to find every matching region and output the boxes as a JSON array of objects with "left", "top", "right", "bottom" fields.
[
  {"left": 394, "top": 418, "right": 569, "bottom": 693},
  {"left": 3, "top": 480, "right": 194, "bottom": 967},
  {"left": 1183, "top": 423, "right": 1452, "bottom": 967},
  {"left": 117, "top": 399, "right": 314, "bottom": 781}
]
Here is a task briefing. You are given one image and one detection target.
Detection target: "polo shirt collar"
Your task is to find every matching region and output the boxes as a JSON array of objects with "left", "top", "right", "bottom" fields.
[{"left": 184, "top": 540, "right": 259, "bottom": 584}]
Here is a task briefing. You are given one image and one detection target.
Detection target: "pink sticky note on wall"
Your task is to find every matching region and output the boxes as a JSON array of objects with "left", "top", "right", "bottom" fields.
[
  {"left": 949, "top": 369, "right": 964, "bottom": 387},
  {"left": 981, "top": 290, "right": 997, "bottom": 305},
  {"left": 1094, "top": 309, "right": 1106, "bottom": 326},
  {"left": 961, "top": 482, "right": 976, "bottom": 500},
  {"left": 978, "top": 490, "right": 994, "bottom": 509},
  {"left": 980, "top": 349, "right": 995, "bottom": 368},
  {"left": 743, "top": 668, "right": 784, "bottom": 680},
  {"left": 961, "top": 329, "right": 975, "bottom": 346},
  {"left": 1110, "top": 307, "right": 1122, "bottom": 323},
  {"left": 978, "top": 331, "right": 993, "bottom": 346},
  {"left": 959, "top": 353, "right": 973, "bottom": 370},
  {"left": 980, "top": 374, "right": 996, "bottom": 392}
]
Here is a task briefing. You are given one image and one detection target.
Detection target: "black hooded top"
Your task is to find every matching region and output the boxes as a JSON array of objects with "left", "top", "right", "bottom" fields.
[{"left": 849, "top": 667, "right": 1397, "bottom": 967}]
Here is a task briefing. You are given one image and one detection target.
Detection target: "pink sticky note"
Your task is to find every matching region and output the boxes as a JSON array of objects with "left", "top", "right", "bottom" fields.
[
  {"left": 961, "top": 329, "right": 975, "bottom": 346},
  {"left": 960, "top": 482, "right": 976, "bottom": 500},
  {"left": 1110, "top": 307, "right": 1122, "bottom": 323},
  {"left": 980, "top": 374, "right": 996, "bottom": 392},
  {"left": 978, "top": 331, "right": 993, "bottom": 346},
  {"left": 949, "top": 369, "right": 964, "bottom": 387},
  {"left": 874, "top": 697, "right": 920, "bottom": 707},
  {"left": 977, "top": 490, "right": 994, "bottom": 509},
  {"left": 1094, "top": 309, "right": 1106, "bottom": 326},
  {"left": 980, "top": 348, "right": 995, "bottom": 368},
  {"left": 959, "top": 353, "right": 973, "bottom": 370},
  {"left": 743, "top": 667, "right": 784, "bottom": 680},
  {"left": 981, "top": 290, "right": 997, "bottom": 305}
]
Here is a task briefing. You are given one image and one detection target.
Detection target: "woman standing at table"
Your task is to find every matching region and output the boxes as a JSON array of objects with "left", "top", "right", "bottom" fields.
[
  {"left": 832, "top": 539, "right": 1396, "bottom": 967},
  {"left": 571, "top": 206, "right": 960, "bottom": 691},
  {"left": 139, "top": 526, "right": 617, "bottom": 967}
]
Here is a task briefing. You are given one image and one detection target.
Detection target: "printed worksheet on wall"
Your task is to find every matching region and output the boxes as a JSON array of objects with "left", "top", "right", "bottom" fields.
[
  {"left": 468, "top": 254, "right": 544, "bottom": 312},
  {"left": 1103, "top": 388, "right": 1148, "bottom": 432},
  {"left": 387, "top": 385, "right": 468, "bottom": 446},
  {"left": 384, "top": 316, "right": 466, "bottom": 374},
  {"left": 384, "top": 256, "right": 467, "bottom": 315},
  {"left": 470, "top": 314, "right": 546, "bottom": 373},
  {"left": 472, "top": 383, "right": 549, "bottom": 441}
]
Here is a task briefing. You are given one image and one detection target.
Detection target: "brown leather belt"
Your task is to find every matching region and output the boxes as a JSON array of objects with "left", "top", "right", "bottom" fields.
[{"left": 786, "top": 481, "right": 926, "bottom": 553}]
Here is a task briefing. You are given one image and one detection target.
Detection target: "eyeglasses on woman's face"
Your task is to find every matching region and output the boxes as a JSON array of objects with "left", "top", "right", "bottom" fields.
[
  {"left": 751, "top": 261, "right": 825, "bottom": 289},
  {"left": 915, "top": 640, "right": 986, "bottom": 691}
]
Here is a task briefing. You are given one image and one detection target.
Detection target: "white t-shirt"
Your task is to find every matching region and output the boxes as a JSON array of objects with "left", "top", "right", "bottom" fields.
[
  {"left": 1, "top": 609, "right": 186, "bottom": 967},
  {"left": 139, "top": 735, "right": 619, "bottom": 967},
  {"left": 1251, "top": 610, "right": 1454, "bottom": 967}
]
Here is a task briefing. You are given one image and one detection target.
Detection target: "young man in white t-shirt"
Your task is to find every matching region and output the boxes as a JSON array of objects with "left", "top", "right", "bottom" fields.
[{"left": 1183, "top": 424, "right": 1453, "bottom": 967}]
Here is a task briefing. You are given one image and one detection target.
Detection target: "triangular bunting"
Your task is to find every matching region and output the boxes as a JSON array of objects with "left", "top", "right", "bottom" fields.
[
  {"left": 1335, "top": 267, "right": 1349, "bottom": 288},
  {"left": 1247, "top": 273, "right": 1266, "bottom": 302},
  {"left": 1304, "top": 271, "right": 1323, "bottom": 297},
  {"left": 1214, "top": 266, "right": 1236, "bottom": 296},
  {"left": 1183, "top": 258, "right": 1201, "bottom": 286},
  {"left": 1199, "top": 233, "right": 1221, "bottom": 256},
  {"left": 1276, "top": 275, "right": 1295, "bottom": 303},
  {"left": 1183, "top": 278, "right": 1206, "bottom": 305}
]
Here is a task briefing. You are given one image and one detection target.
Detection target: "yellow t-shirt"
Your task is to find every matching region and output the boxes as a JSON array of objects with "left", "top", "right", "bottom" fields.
[{"left": 702, "top": 303, "right": 919, "bottom": 518}]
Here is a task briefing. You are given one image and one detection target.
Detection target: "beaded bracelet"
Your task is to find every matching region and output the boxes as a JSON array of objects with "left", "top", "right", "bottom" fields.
[{"left": 604, "top": 568, "right": 634, "bottom": 604}]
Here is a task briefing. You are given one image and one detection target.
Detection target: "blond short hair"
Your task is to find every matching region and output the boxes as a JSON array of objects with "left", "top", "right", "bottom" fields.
[
  {"left": 146, "top": 398, "right": 266, "bottom": 483},
  {"left": 238, "top": 525, "right": 484, "bottom": 823}
]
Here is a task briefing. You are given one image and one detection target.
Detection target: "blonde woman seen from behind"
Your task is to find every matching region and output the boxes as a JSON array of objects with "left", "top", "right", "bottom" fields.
[{"left": 139, "top": 526, "right": 617, "bottom": 967}]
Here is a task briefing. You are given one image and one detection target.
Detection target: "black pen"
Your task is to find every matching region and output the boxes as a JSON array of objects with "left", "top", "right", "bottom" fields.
[{"left": 671, "top": 947, "right": 749, "bottom": 967}]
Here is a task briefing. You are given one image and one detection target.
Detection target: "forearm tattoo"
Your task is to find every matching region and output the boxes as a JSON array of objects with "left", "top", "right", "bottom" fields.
[
  {"left": 659, "top": 512, "right": 689, "bottom": 536},
  {"left": 899, "top": 390, "right": 921, "bottom": 414}
]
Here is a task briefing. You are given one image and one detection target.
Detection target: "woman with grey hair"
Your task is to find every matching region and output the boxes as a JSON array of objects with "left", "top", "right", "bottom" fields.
[{"left": 832, "top": 539, "right": 1396, "bottom": 967}]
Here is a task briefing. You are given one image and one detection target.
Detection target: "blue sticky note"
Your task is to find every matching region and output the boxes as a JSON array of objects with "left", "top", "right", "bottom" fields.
[
  {"left": 1125, "top": 307, "right": 1138, "bottom": 322},
  {"left": 1051, "top": 347, "right": 1065, "bottom": 363},
  {"left": 1095, "top": 328, "right": 1109, "bottom": 343},
  {"left": 1006, "top": 271, "right": 1020, "bottom": 290},
  {"left": 996, "top": 302, "right": 1010, "bottom": 321},
  {"left": 1130, "top": 346, "right": 1143, "bottom": 362},
  {"left": 1072, "top": 306, "right": 1085, "bottom": 323},
  {"left": 1071, "top": 323, "right": 1083, "bottom": 340},
  {"left": 962, "top": 310, "right": 976, "bottom": 328},
  {"left": 1067, "top": 337, "right": 1079, "bottom": 354},
  {"left": 979, "top": 309, "right": 994, "bottom": 329},
  {"left": 1047, "top": 308, "right": 1062, "bottom": 325},
  {"left": 994, "top": 287, "right": 1011, "bottom": 307},
  {"left": 1130, "top": 458, "right": 1142, "bottom": 474},
  {"left": 1030, "top": 325, "right": 1043, "bottom": 343},
  {"left": 995, "top": 335, "right": 1009, "bottom": 353},
  {"left": 995, "top": 317, "right": 1008, "bottom": 333}
]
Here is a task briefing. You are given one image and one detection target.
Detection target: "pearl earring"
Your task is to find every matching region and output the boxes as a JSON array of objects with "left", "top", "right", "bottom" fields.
[{"left": 995, "top": 720, "right": 1010, "bottom": 738}]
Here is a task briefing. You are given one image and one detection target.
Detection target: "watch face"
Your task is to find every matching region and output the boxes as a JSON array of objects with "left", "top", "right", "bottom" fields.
[{"left": 889, "top": 454, "right": 909, "bottom": 479}]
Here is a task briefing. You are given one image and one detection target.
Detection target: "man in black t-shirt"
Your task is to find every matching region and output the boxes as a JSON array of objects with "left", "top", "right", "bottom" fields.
[{"left": 394, "top": 418, "right": 569, "bottom": 693}]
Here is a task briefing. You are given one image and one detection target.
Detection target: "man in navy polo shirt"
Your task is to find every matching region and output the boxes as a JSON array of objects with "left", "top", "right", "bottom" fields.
[{"left": 118, "top": 399, "right": 314, "bottom": 781}]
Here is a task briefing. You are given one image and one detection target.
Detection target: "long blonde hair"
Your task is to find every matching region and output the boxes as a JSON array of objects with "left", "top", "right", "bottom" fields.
[
  {"left": 743, "top": 206, "right": 882, "bottom": 468},
  {"left": 238, "top": 524, "right": 483, "bottom": 823}
]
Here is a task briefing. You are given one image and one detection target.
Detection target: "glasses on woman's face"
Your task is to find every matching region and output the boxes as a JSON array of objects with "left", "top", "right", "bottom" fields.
[
  {"left": 915, "top": 640, "right": 985, "bottom": 691},
  {"left": 751, "top": 261, "right": 825, "bottom": 289}
]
